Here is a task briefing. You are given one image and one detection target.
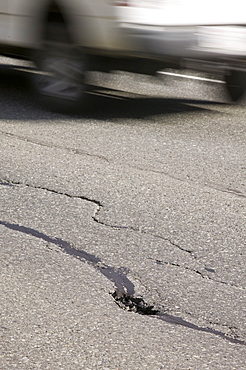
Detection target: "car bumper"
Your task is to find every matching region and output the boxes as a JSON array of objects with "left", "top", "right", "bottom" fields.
[{"left": 121, "top": 24, "right": 246, "bottom": 63}]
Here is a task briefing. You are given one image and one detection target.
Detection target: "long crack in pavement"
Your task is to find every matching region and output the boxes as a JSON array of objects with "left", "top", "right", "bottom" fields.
[
  {"left": 0, "top": 130, "right": 110, "bottom": 163},
  {"left": 1, "top": 130, "right": 246, "bottom": 199}
]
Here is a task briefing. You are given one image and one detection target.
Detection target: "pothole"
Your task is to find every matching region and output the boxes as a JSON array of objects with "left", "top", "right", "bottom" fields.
[{"left": 111, "top": 291, "right": 159, "bottom": 315}]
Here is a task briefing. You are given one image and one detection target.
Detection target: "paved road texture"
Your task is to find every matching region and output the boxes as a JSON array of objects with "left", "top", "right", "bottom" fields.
[{"left": 0, "top": 57, "right": 245, "bottom": 369}]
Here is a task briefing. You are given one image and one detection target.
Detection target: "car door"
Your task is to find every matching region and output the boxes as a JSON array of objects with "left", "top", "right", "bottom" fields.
[
  {"left": 2, "top": 0, "right": 44, "bottom": 47},
  {"left": 0, "top": 0, "right": 25, "bottom": 45}
]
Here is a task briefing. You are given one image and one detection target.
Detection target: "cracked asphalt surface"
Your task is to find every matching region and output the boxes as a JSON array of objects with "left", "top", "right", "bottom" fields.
[{"left": 0, "top": 57, "right": 246, "bottom": 368}]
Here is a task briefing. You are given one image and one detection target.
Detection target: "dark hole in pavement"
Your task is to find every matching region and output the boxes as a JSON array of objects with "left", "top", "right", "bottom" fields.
[{"left": 111, "top": 291, "right": 159, "bottom": 315}]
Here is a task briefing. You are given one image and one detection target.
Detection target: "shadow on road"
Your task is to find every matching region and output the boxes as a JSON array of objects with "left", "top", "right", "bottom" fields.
[{"left": 0, "top": 63, "right": 227, "bottom": 121}]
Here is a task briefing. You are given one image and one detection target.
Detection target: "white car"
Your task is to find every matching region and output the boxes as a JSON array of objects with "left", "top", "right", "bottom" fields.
[
  {"left": 118, "top": 0, "right": 246, "bottom": 102},
  {"left": 0, "top": 0, "right": 246, "bottom": 111}
]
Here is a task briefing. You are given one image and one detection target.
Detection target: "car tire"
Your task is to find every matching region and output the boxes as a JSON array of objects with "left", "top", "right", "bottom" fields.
[
  {"left": 32, "top": 44, "right": 88, "bottom": 113},
  {"left": 32, "top": 21, "right": 88, "bottom": 113},
  {"left": 225, "top": 69, "right": 246, "bottom": 102}
]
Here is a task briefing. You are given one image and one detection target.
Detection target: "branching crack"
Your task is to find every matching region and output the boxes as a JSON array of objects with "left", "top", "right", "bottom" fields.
[
  {"left": 93, "top": 216, "right": 195, "bottom": 257},
  {"left": 154, "top": 259, "right": 204, "bottom": 277},
  {"left": 1, "top": 219, "right": 245, "bottom": 346},
  {"left": 2, "top": 178, "right": 243, "bottom": 289},
  {"left": 2, "top": 179, "right": 194, "bottom": 257},
  {"left": 1, "top": 179, "right": 102, "bottom": 208},
  {"left": 130, "top": 164, "right": 246, "bottom": 199},
  {"left": 1, "top": 179, "right": 244, "bottom": 290},
  {"left": 150, "top": 258, "right": 243, "bottom": 289}
]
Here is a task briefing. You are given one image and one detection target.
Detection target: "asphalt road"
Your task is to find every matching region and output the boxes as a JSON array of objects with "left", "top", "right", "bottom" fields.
[{"left": 0, "top": 56, "right": 246, "bottom": 369}]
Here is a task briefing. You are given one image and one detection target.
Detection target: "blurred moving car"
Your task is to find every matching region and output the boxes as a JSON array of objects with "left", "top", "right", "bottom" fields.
[
  {"left": 0, "top": 0, "right": 246, "bottom": 111},
  {"left": 118, "top": 0, "right": 246, "bottom": 102}
]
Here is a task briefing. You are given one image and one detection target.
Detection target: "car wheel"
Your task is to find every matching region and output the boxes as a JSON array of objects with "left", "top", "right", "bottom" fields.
[
  {"left": 33, "top": 43, "right": 88, "bottom": 113},
  {"left": 225, "top": 69, "right": 246, "bottom": 102}
]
